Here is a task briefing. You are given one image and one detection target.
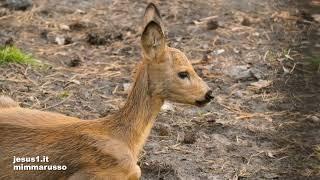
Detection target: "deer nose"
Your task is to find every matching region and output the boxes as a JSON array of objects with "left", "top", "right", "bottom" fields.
[{"left": 205, "top": 90, "right": 214, "bottom": 101}]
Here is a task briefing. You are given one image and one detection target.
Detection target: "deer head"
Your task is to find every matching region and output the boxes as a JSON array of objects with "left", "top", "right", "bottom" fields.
[{"left": 141, "top": 3, "right": 213, "bottom": 107}]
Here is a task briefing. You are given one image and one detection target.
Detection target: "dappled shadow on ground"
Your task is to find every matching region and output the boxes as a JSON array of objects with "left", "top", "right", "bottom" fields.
[
  {"left": 270, "top": 0, "right": 320, "bottom": 177},
  {"left": 271, "top": 72, "right": 320, "bottom": 177}
]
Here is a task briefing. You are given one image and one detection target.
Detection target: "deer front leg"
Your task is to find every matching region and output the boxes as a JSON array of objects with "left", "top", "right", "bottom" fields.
[
  {"left": 68, "top": 164, "right": 140, "bottom": 180},
  {"left": 67, "top": 170, "right": 91, "bottom": 180},
  {"left": 127, "top": 164, "right": 141, "bottom": 180}
]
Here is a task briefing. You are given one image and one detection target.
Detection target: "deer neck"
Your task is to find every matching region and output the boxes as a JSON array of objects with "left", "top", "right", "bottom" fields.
[{"left": 105, "top": 62, "right": 163, "bottom": 157}]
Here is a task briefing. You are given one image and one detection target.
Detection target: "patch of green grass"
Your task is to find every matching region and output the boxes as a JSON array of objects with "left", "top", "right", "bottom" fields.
[
  {"left": 309, "top": 56, "right": 320, "bottom": 67},
  {"left": 316, "top": 145, "right": 320, "bottom": 160},
  {"left": 0, "top": 46, "right": 38, "bottom": 65},
  {"left": 264, "top": 49, "right": 292, "bottom": 62},
  {"left": 315, "top": 145, "right": 320, "bottom": 172},
  {"left": 58, "top": 91, "right": 70, "bottom": 99}
]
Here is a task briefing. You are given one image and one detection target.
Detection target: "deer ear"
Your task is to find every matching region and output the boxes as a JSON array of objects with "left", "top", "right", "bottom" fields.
[
  {"left": 141, "top": 21, "right": 165, "bottom": 60},
  {"left": 143, "top": 3, "right": 163, "bottom": 30}
]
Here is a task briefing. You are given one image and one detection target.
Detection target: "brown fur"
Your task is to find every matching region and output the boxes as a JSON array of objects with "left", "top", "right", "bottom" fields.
[
  {"left": 0, "top": 3, "right": 212, "bottom": 180},
  {"left": 0, "top": 96, "right": 19, "bottom": 109}
]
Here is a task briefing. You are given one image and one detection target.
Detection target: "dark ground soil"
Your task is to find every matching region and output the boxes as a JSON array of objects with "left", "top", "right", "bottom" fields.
[{"left": 0, "top": 0, "right": 319, "bottom": 179}]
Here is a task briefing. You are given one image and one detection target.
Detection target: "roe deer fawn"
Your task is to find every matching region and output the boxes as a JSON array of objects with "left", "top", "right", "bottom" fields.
[{"left": 0, "top": 3, "right": 213, "bottom": 180}]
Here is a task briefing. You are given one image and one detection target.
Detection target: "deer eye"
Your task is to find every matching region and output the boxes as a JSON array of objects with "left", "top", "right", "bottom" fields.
[{"left": 178, "top": 71, "right": 189, "bottom": 79}]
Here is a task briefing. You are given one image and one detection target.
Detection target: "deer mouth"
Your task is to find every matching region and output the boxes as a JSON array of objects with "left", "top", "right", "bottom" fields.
[
  {"left": 195, "top": 99, "right": 211, "bottom": 107},
  {"left": 195, "top": 91, "right": 214, "bottom": 107}
]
